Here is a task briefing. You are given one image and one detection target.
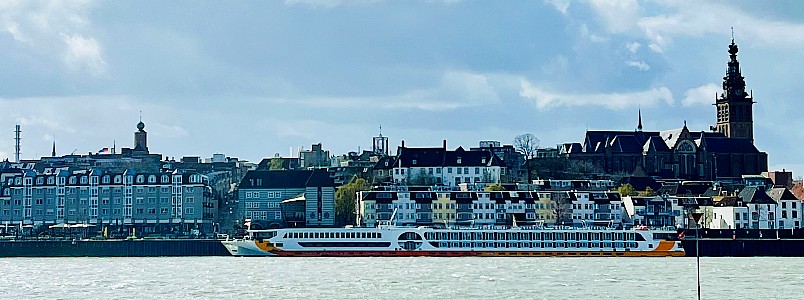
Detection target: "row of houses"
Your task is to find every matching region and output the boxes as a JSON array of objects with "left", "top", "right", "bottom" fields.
[{"left": 353, "top": 185, "right": 803, "bottom": 230}]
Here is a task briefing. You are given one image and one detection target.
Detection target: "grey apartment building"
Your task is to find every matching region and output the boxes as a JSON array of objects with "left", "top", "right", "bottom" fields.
[
  {"left": 238, "top": 169, "right": 336, "bottom": 228},
  {"left": 0, "top": 168, "right": 215, "bottom": 236}
]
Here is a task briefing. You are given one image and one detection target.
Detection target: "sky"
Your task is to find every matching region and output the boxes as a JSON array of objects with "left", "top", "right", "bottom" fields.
[{"left": 1, "top": 0, "right": 803, "bottom": 177}]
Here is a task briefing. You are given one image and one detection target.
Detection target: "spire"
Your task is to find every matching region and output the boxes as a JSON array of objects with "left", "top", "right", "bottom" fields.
[
  {"left": 637, "top": 108, "right": 643, "bottom": 132},
  {"left": 51, "top": 137, "right": 56, "bottom": 157},
  {"left": 721, "top": 34, "right": 749, "bottom": 102}
]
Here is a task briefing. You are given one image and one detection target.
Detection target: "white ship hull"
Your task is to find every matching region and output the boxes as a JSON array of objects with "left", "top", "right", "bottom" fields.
[{"left": 222, "top": 226, "right": 684, "bottom": 257}]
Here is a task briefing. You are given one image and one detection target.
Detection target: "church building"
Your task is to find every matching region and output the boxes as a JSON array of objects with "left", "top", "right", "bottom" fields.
[{"left": 559, "top": 39, "right": 768, "bottom": 181}]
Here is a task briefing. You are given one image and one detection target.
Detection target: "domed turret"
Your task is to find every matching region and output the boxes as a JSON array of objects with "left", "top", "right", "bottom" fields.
[{"left": 134, "top": 118, "right": 148, "bottom": 152}]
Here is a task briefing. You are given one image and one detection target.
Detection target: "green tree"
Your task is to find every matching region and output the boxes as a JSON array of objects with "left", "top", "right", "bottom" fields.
[
  {"left": 638, "top": 186, "right": 657, "bottom": 197},
  {"left": 335, "top": 176, "right": 370, "bottom": 227},
  {"left": 484, "top": 184, "right": 505, "bottom": 191},
  {"left": 410, "top": 169, "right": 437, "bottom": 186},
  {"left": 269, "top": 158, "right": 284, "bottom": 170},
  {"left": 616, "top": 183, "right": 636, "bottom": 197}
]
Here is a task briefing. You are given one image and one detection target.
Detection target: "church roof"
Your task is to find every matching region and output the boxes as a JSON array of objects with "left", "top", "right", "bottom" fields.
[
  {"left": 609, "top": 135, "right": 643, "bottom": 153},
  {"left": 699, "top": 137, "right": 760, "bottom": 153},
  {"left": 582, "top": 131, "right": 660, "bottom": 153},
  {"left": 643, "top": 136, "right": 670, "bottom": 153}
]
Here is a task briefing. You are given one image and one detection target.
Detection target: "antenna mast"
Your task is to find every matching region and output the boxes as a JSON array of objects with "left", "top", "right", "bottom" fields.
[{"left": 14, "top": 125, "right": 21, "bottom": 163}]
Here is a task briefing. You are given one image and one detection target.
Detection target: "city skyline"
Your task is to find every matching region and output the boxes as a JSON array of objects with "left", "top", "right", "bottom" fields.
[{"left": 2, "top": 1, "right": 803, "bottom": 176}]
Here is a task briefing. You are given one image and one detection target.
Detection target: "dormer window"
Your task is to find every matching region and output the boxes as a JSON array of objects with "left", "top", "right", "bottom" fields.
[
  {"left": 457, "top": 157, "right": 462, "bottom": 164},
  {"left": 148, "top": 175, "right": 157, "bottom": 183},
  {"left": 136, "top": 175, "right": 144, "bottom": 183},
  {"left": 412, "top": 159, "right": 417, "bottom": 165},
  {"left": 481, "top": 157, "right": 486, "bottom": 164}
]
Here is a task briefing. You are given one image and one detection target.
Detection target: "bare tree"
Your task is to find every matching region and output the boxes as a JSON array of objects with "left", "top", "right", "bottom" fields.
[{"left": 514, "top": 133, "right": 540, "bottom": 183}]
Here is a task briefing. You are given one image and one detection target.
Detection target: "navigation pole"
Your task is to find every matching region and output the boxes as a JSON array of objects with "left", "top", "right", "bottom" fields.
[{"left": 692, "top": 212, "right": 703, "bottom": 300}]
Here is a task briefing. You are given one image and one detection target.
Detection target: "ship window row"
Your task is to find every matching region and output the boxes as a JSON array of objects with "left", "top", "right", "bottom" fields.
[
  {"left": 285, "top": 231, "right": 382, "bottom": 240},
  {"left": 430, "top": 241, "right": 637, "bottom": 249},
  {"left": 298, "top": 242, "right": 391, "bottom": 248},
  {"left": 424, "top": 231, "right": 635, "bottom": 242}
]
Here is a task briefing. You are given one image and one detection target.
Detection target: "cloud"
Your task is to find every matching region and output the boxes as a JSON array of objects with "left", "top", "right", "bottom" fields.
[
  {"left": 1, "top": 0, "right": 104, "bottom": 75},
  {"left": 519, "top": 79, "right": 673, "bottom": 110},
  {"left": 682, "top": 83, "right": 719, "bottom": 107},
  {"left": 579, "top": 24, "right": 608, "bottom": 42},
  {"left": 62, "top": 34, "right": 106, "bottom": 74},
  {"left": 253, "top": 70, "right": 501, "bottom": 111},
  {"left": 584, "top": 1, "right": 804, "bottom": 51},
  {"left": 626, "top": 60, "right": 650, "bottom": 71},
  {"left": 545, "top": 0, "right": 570, "bottom": 15},
  {"left": 626, "top": 42, "right": 641, "bottom": 53},
  {"left": 647, "top": 43, "right": 663, "bottom": 53},
  {"left": 587, "top": 0, "right": 640, "bottom": 34},
  {"left": 283, "top": 0, "right": 381, "bottom": 8}
]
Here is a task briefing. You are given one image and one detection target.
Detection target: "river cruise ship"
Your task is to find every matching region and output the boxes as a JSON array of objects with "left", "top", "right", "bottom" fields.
[{"left": 222, "top": 224, "right": 684, "bottom": 257}]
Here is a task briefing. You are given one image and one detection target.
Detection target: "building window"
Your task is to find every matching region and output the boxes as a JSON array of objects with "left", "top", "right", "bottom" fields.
[
  {"left": 185, "top": 207, "right": 194, "bottom": 215},
  {"left": 275, "top": 212, "right": 282, "bottom": 219}
]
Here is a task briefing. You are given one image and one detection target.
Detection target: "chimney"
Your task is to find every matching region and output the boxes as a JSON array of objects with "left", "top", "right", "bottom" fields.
[
  {"left": 443, "top": 139, "right": 447, "bottom": 150},
  {"left": 401, "top": 140, "right": 405, "bottom": 148}
]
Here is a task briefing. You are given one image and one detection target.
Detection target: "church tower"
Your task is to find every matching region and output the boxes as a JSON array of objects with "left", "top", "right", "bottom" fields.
[
  {"left": 714, "top": 38, "right": 754, "bottom": 142},
  {"left": 134, "top": 118, "right": 148, "bottom": 152}
]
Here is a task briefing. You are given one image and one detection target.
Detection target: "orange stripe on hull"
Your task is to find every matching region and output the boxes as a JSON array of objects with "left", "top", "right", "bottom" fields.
[{"left": 268, "top": 250, "right": 684, "bottom": 257}]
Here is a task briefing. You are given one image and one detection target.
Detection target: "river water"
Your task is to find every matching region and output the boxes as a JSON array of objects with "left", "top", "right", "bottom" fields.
[{"left": 0, "top": 257, "right": 800, "bottom": 299}]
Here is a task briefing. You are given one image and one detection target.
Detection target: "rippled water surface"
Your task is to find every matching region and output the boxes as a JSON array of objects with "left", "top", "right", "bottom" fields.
[{"left": 0, "top": 257, "right": 802, "bottom": 299}]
